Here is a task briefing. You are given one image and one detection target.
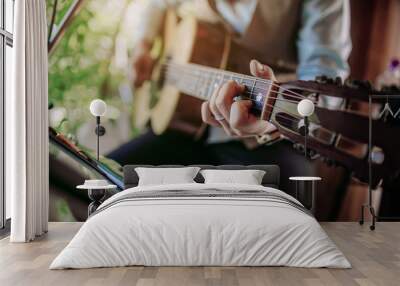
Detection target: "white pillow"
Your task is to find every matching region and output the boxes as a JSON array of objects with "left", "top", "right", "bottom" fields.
[
  {"left": 200, "top": 169, "right": 266, "bottom": 185},
  {"left": 135, "top": 167, "right": 200, "bottom": 186}
]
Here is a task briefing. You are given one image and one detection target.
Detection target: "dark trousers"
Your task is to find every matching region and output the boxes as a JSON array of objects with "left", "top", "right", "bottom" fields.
[{"left": 107, "top": 129, "right": 314, "bottom": 198}]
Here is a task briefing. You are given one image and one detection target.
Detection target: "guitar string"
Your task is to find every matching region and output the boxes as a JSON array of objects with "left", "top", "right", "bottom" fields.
[
  {"left": 163, "top": 79, "right": 305, "bottom": 122},
  {"left": 165, "top": 73, "right": 313, "bottom": 120},
  {"left": 242, "top": 92, "right": 302, "bottom": 104},
  {"left": 176, "top": 83, "right": 350, "bottom": 140},
  {"left": 164, "top": 64, "right": 308, "bottom": 101},
  {"left": 162, "top": 66, "right": 318, "bottom": 122},
  {"left": 166, "top": 73, "right": 311, "bottom": 102},
  {"left": 164, "top": 74, "right": 315, "bottom": 108},
  {"left": 201, "top": 100, "right": 304, "bottom": 125},
  {"left": 165, "top": 78, "right": 307, "bottom": 117},
  {"left": 164, "top": 67, "right": 315, "bottom": 103},
  {"left": 164, "top": 62, "right": 308, "bottom": 100},
  {"left": 150, "top": 65, "right": 343, "bottom": 136},
  {"left": 205, "top": 99, "right": 305, "bottom": 126},
  {"left": 164, "top": 73, "right": 305, "bottom": 120},
  {"left": 159, "top": 73, "right": 316, "bottom": 130},
  {"left": 166, "top": 70, "right": 306, "bottom": 103},
  {"left": 164, "top": 73, "right": 317, "bottom": 109}
]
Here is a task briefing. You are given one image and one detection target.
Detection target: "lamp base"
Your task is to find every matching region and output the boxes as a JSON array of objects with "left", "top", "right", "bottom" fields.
[{"left": 87, "top": 189, "right": 106, "bottom": 216}]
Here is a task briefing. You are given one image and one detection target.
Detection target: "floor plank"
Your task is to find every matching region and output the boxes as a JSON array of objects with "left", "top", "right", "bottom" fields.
[{"left": 0, "top": 222, "right": 399, "bottom": 286}]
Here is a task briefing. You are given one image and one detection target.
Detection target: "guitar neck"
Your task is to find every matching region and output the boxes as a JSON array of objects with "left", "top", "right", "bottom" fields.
[{"left": 164, "top": 62, "right": 278, "bottom": 120}]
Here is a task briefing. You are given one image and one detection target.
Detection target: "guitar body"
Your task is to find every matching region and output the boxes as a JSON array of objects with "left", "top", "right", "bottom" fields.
[{"left": 153, "top": 12, "right": 228, "bottom": 136}]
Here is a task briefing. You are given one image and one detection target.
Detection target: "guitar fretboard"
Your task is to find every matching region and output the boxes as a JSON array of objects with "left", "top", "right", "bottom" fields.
[{"left": 164, "top": 62, "right": 274, "bottom": 114}]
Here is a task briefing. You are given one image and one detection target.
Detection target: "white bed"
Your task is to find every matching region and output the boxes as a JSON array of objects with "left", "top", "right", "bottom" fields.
[{"left": 50, "top": 183, "right": 350, "bottom": 269}]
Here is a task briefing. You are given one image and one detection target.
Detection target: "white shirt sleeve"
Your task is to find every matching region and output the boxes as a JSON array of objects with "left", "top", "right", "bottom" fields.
[
  {"left": 135, "top": 0, "right": 184, "bottom": 42},
  {"left": 297, "top": 0, "right": 352, "bottom": 81}
]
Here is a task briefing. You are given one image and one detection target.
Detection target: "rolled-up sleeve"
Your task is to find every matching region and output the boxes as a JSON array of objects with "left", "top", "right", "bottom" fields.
[{"left": 297, "top": 0, "right": 352, "bottom": 80}]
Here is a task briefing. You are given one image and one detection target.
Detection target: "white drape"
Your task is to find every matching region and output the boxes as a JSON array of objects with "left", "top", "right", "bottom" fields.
[{"left": 7, "top": 0, "right": 49, "bottom": 242}]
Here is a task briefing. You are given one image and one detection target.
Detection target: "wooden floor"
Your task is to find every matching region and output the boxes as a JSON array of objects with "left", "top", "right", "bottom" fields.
[{"left": 0, "top": 222, "right": 399, "bottom": 286}]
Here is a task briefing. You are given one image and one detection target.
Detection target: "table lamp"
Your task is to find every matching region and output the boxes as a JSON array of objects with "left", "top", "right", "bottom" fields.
[
  {"left": 89, "top": 99, "right": 107, "bottom": 161},
  {"left": 297, "top": 99, "right": 315, "bottom": 157}
]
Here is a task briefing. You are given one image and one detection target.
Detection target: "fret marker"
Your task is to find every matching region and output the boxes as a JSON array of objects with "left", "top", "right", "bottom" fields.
[{"left": 256, "top": 93, "right": 263, "bottom": 102}]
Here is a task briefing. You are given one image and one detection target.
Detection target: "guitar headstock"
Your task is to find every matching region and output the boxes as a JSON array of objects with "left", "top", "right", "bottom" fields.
[{"left": 263, "top": 78, "right": 400, "bottom": 187}]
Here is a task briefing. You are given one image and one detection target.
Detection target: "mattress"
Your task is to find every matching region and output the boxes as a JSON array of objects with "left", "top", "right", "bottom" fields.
[{"left": 50, "top": 183, "right": 351, "bottom": 269}]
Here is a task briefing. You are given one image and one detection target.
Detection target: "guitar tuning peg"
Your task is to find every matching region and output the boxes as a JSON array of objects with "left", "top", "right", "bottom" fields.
[
  {"left": 315, "top": 75, "right": 328, "bottom": 84},
  {"left": 344, "top": 79, "right": 353, "bottom": 88},
  {"left": 315, "top": 75, "right": 340, "bottom": 85},
  {"left": 334, "top": 77, "right": 342, "bottom": 86},
  {"left": 344, "top": 79, "right": 372, "bottom": 90},
  {"left": 381, "top": 84, "right": 400, "bottom": 92}
]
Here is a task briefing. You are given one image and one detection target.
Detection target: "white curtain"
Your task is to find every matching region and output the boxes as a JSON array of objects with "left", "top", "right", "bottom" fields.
[{"left": 7, "top": 0, "right": 49, "bottom": 242}]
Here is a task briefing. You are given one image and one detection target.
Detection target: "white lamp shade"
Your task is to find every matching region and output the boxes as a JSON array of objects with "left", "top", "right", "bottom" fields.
[
  {"left": 90, "top": 99, "right": 107, "bottom": 117},
  {"left": 297, "top": 99, "right": 315, "bottom": 117}
]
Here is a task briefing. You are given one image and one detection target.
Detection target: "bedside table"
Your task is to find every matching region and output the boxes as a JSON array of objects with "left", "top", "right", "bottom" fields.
[
  {"left": 289, "top": 176, "right": 321, "bottom": 214},
  {"left": 77, "top": 180, "right": 116, "bottom": 216}
]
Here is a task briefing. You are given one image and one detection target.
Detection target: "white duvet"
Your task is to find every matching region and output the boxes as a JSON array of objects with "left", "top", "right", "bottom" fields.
[{"left": 50, "top": 183, "right": 351, "bottom": 269}]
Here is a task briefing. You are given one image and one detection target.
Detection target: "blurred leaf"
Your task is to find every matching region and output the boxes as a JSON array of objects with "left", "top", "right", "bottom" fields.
[
  {"left": 55, "top": 199, "right": 76, "bottom": 221},
  {"left": 47, "top": 0, "right": 135, "bottom": 140}
]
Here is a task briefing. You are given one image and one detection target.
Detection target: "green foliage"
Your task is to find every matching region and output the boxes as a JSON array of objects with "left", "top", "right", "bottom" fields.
[
  {"left": 47, "top": 0, "right": 77, "bottom": 28},
  {"left": 47, "top": 0, "right": 133, "bottom": 137},
  {"left": 54, "top": 199, "right": 76, "bottom": 222}
]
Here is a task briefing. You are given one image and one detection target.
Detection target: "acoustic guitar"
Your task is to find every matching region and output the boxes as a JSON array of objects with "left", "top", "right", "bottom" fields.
[
  {"left": 133, "top": 10, "right": 295, "bottom": 137},
  {"left": 133, "top": 11, "right": 400, "bottom": 188}
]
